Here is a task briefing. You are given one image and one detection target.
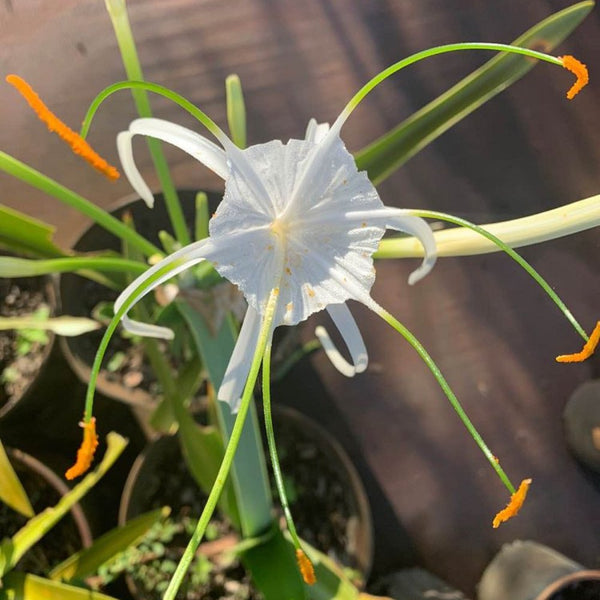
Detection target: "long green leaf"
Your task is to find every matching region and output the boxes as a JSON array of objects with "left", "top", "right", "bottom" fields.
[
  {"left": 0, "top": 205, "right": 65, "bottom": 258},
  {"left": 0, "top": 315, "right": 100, "bottom": 336},
  {"left": 241, "top": 527, "right": 306, "bottom": 600},
  {"left": 3, "top": 433, "right": 127, "bottom": 573},
  {"left": 0, "top": 255, "right": 147, "bottom": 278},
  {"left": 49, "top": 507, "right": 170, "bottom": 582},
  {"left": 354, "top": 1, "right": 594, "bottom": 184},
  {"left": 0, "top": 153, "right": 161, "bottom": 257},
  {"left": 171, "top": 401, "right": 241, "bottom": 529},
  {"left": 1, "top": 572, "right": 118, "bottom": 600},
  {"left": 0, "top": 441, "right": 34, "bottom": 518},
  {"left": 176, "top": 302, "right": 273, "bottom": 538}
]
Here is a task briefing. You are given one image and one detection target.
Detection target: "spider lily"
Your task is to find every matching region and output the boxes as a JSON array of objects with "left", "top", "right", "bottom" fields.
[
  {"left": 115, "top": 115, "right": 437, "bottom": 406},
  {"left": 41, "top": 42, "right": 591, "bottom": 595}
]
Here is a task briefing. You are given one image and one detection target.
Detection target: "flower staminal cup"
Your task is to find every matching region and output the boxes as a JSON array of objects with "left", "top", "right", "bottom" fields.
[{"left": 71, "top": 42, "right": 590, "bottom": 596}]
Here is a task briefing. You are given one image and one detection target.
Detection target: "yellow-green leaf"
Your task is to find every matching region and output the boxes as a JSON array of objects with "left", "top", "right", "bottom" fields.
[{"left": 0, "top": 441, "right": 34, "bottom": 518}]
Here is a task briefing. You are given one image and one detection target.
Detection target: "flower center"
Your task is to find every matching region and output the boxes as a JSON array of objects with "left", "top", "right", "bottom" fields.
[{"left": 269, "top": 217, "right": 290, "bottom": 240}]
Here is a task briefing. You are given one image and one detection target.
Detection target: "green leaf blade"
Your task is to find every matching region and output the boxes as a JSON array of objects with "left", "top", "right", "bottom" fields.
[
  {"left": 354, "top": 1, "right": 594, "bottom": 184},
  {"left": 0, "top": 441, "right": 34, "bottom": 518},
  {"left": 49, "top": 507, "right": 170, "bottom": 582},
  {"left": 2, "top": 572, "right": 120, "bottom": 600},
  {"left": 0, "top": 205, "right": 66, "bottom": 258}
]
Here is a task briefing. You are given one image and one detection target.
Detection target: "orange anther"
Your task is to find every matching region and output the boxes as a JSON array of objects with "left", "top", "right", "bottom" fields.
[
  {"left": 492, "top": 478, "right": 532, "bottom": 528},
  {"left": 560, "top": 55, "right": 589, "bottom": 100},
  {"left": 65, "top": 417, "right": 99, "bottom": 480},
  {"left": 6, "top": 75, "right": 120, "bottom": 180},
  {"left": 556, "top": 321, "right": 600, "bottom": 363},
  {"left": 295, "top": 548, "right": 316, "bottom": 585}
]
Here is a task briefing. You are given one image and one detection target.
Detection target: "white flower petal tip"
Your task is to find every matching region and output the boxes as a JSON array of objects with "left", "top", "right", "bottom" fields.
[
  {"left": 407, "top": 256, "right": 437, "bottom": 286},
  {"left": 121, "top": 315, "right": 174, "bottom": 340},
  {"left": 304, "top": 118, "right": 330, "bottom": 144},
  {"left": 315, "top": 324, "right": 368, "bottom": 377},
  {"left": 116, "top": 131, "right": 155, "bottom": 208}
]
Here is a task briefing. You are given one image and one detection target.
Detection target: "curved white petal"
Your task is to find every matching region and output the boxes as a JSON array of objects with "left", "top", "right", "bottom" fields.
[
  {"left": 316, "top": 303, "right": 368, "bottom": 377},
  {"left": 128, "top": 118, "right": 229, "bottom": 179},
  {"left": 384, "top": 214, "right": 437, "bottom": 285},
  {"left": 114, "top": 238, "right": 218, "bottom": 340},
  {"left": 217, "top": 306, "right": 261, "bottom": 412},
  {"left": 117, "top": 131, "right": 155, "bottom": 207},
  {"left": 297, "top": 207, "right": 437, "bottom": 286}
]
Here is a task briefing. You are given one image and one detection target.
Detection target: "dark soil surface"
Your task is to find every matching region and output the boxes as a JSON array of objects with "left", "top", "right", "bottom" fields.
[
  {"left": 122, "top": 438, "right": 258, "bottom": 600},
  {"left": 2, "top": 454, "right": 84, "bottom": 574},
  {"left": 120, "top": 413, "right": 365, "bottom": 600},
  {"left": 0, "top": 278, "right": 52, "bottom": 409}
]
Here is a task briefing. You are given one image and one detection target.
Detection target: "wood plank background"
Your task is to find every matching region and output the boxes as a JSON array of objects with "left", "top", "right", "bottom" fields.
[{"left": 1, "top": 0, "right": 600, "bottom": 595}]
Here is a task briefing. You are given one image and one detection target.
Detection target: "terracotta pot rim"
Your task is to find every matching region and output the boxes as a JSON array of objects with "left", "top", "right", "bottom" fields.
[{"left": 538, "top": 569, "right": 600, "bottom": 600}]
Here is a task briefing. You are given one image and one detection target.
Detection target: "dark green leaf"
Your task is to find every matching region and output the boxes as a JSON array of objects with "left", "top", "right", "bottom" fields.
[{"left": 354, "top": 1, "right": 594, "bottom": 184}]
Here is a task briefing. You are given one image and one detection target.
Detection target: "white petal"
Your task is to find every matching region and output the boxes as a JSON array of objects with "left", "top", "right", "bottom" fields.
[
  {"left": 383, "top": 214, "right": 437, "bottom": 285},
  {"left": 128, "top": 118, "right": 229, "bottom": 179},
  {"left": 217, "top": 306, "right": 261, "bottom": 412},
  {"left": 316, "top": 303, "right": 368, "bottom": 377},
  {"left": 304, "top": 119, "right": 330, "bottom": 144},
  {"left": 299, "top": 207, "right": 437, "bottom": 286},
  {"left": 114, "top": 238, "right": 217, "bottom": 340},
  {"left": 117, "top": 131, "right": 155, "bottom": 207}
]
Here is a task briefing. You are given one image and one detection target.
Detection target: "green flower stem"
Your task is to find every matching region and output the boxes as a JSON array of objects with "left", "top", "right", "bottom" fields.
[
  {"left": 81, "top": 81, "right": 227, "bottom": 144},
  {"left": 337, "top": 43, "right": 564, "bottom": 126},
  {"left": 375, "top": 197, "right": 600, "bottom": 259},
  {"left": 163, "top": 288, "right": 280, "bottom": 600},
  {"left": 0, "top": 152, "right": 160, "bottom": 258},
  {"left": 376, "top": 305, "right": 516, "bottom": 494},
  {"left": 105, "top": 0, "right": 189, "bottom": 247},
  {"left": 381, "top": 209, "right": 588, "bottom": 341},
  {"left": 262, "top": 342, "right": 303, "bottom": 550}
]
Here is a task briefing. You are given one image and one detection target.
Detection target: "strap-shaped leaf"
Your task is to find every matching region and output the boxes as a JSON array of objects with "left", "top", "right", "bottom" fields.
[
  {"left": 1, "top": 572, "right": 118, "bottom": 600},
  {"left": 49, "top": 507, "right": 170, "bottom": 582},
  {"left": 0, "top": 204, "right": 65, "bottom": 258},
  {"left": 0, "top": 315, "right": 100, "bottom": 336},
  {"left": 0, "top": 441, "right": 34, "bottom": 518},
  {"left": 176, "top": 302, "right": 273, "bottom": 538},
  {"left": 354, "top": 1, "right": 593, "bottom": 184}
]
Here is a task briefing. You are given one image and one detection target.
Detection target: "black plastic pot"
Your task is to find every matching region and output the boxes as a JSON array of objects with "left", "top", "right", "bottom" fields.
[
  {"left": 59, "top": 191, "right": 217, "bottom": 408},
  {"left": 478, "top": 540, "right": 600, "bottom": 600},
  {"left": 0, "top": 273, "right": 57, "bottom": 421},
  {"left": 118, "top": 405, "right": 373, "bottom": 599}
]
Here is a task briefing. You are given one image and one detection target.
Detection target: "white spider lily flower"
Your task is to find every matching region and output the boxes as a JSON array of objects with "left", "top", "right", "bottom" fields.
[{"left": 115, "top": 116, "right": 436, "bottom": 410}]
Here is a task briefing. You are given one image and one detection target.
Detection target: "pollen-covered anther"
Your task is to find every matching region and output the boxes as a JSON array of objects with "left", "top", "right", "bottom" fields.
[
  {"left": 492, "top": 478, "right": 532, "bottom": 528},
  {"left": 556, "top": 320, "right": 600, "bottom": 363},
  {"left": 560, "top": 55, "right": 589, "bottom": 100},
  {"left": 5, "top": 74, "right": 120, "bottom": 180},
  {"left": 295, "top": 548, "right": 316, "bottom": 585},
  {"left": 65, "top": 417, "right": 99, "bottom": 480}
]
